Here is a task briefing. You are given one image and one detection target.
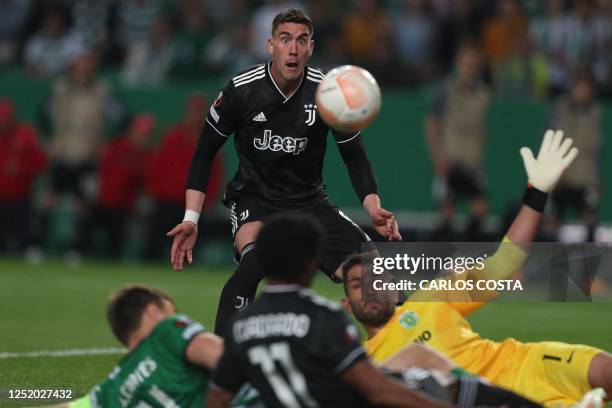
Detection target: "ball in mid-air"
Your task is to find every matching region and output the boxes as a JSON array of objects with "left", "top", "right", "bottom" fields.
[{"left": 315, "top": 65, "right": 381, "bottom": 133}]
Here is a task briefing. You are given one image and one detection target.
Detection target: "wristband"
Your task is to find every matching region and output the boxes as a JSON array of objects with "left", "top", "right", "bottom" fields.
[
  {"left": 522, "top": 184, "right": 548, "bottom": 212},
  {"left": 183, "top": 210, "right": 200, "bottom": 225}
]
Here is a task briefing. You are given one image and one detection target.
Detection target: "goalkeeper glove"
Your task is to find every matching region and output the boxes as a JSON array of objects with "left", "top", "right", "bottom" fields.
[{"left": 520, "top": 129, "right": 579, "bottom": 193}]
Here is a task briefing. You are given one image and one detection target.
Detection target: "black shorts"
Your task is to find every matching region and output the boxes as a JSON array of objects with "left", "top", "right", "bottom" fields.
[
  {"left": 551, "top": 185, "right": 599, "bottom": 219},
  {"left": 432, "top": 163, "right": 486, "bottom": 204},
  {"left": 49, "top": 161, "right": 95, "bottom": 199},
  {"left": 227, "top": 197, "right": 372, "bottom": 282}
]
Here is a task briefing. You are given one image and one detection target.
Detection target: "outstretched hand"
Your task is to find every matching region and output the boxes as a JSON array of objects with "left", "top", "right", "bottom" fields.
[
  {"left": 520, "top": 129, "right": 579, "bottom": 193},
  {"left": 371, "top": 207, "right": 402, "bottom": 241},
  {"left": 363, "top": 195, "right": 402, "bottom": 241},
  {"left": 167, "top": 222, "right": 199, "bottom": 271}
]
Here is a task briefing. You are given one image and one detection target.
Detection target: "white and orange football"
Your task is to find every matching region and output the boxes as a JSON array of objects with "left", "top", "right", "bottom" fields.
[{"left": 315, "top": 65, "right": 382, "bottom": 133}]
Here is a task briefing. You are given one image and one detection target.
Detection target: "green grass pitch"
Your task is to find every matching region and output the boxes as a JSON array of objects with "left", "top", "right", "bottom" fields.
[{"left": 1, "top": 258, "right": 611, "bottom": 407}]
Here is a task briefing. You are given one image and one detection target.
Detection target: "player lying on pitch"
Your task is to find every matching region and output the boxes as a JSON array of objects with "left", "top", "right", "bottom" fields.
[
  {"left": 207, "top": 214, "right": 544, "bottom": 408},
  {"left": 341, "top": 130, "right": 611, "bottom": 407},
  {"left": 55, "top": 285, "right": 476, "bottom": 408},
  {"left": 63, "top": 285, "right": 225, "bottom": 408},
  {"left": 59, "top": 285, "right": 533, "bottom": 407}
]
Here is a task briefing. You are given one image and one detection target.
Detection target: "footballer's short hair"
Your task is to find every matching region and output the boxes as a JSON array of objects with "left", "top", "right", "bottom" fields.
[
  {"left": 256, "top": 213, "right": 324, "bottom": 281},
  {"left": 272, "top": 8, "right": 313, "bottom": 37},
  {"left": 340, "top": 253, "right": 363, "bottom": 294},
  {"left": 107, "top": 285, "right": 174, "bottom": 346}
]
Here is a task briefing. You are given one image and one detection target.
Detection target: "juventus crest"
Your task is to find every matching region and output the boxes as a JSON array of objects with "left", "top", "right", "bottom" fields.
[{"left": 304, "top": 104, "right": 317, "bottom": 126}]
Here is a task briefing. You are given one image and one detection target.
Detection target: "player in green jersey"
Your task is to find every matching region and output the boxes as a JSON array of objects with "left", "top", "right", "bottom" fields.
[{"left": 67, "top": 285, "right": 223, "bottom": 408}]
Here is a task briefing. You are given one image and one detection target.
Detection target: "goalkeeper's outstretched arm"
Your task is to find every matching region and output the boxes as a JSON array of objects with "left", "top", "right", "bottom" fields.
[
  {"left": 411, "top": 130, "right": 579, "bottom": 307},
  {"left": 509, "top": 129, "right": 578, "bottom": 248},
  {"left": 474, "top": 129, "right": 579, "bottom": 282}
]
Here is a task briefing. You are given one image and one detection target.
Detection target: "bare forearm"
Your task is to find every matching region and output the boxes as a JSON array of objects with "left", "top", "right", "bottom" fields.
[
  {"left": 363, "top": 193, "right": 381, "bottom": 212},
  {"left": 186, "top": 189, "right": 206, "bottom": 213},
  {"left": 506, "top": 205, "right": 542, "bottom": 252},
  {"left": 469, "top": 205, "right": 538, "bottom": 282}
]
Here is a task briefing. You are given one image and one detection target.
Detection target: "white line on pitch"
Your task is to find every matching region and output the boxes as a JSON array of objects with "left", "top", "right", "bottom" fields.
[{"left": 0, "top": 348, "right": 126, "bottom": 359}]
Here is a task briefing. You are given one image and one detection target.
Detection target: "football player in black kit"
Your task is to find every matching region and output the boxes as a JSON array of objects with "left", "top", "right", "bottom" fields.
[
  {"left": 206, "top": 214, "right": 544, "bottom": 408},
  {"left": 167, "top": 8, "right": 401, "bottom": 337},
  {"left": 207, "top": 214, "right": 446, "bottom": 408}
]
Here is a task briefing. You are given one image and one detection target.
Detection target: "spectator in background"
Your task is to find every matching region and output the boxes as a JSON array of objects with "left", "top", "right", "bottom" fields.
[
  {"left": 530, "top": 0, "right": 572, "bottom": 96},
  {"left": 38, "top": 50, "right": 129, "bottom": 264},
  {"left": 492, "top": 28, "right": 550, "bottom": 100},
  {"left": 425, "top": 43, "right": 492, "bottom": 241},
  {"left": 395, "top": 0, "right": 438, "bottom": 82},
  {"left": 204, "top": 18, "right": 258, "bottom": 77},
  {"left": 594, "top": 0, "right": 612, "bottom": 95},
  {"left": 430, "top": 0, "right": 453, "bottom": 18},
  {"left": 24, "top": 6, "right": 84, "bottom": 77},
  {"left": 169, "top": 0, "right": 213, "bottom": 79},
  {"left": 563, "top": 0, "right": 600, "bottom": 78},
  {"left": 304, "top": 0, "right": 344, "bottom": 68},
  {"left": 144, "top": 94, "right": 223, "bottom": 261},
  {"left": 481, "top": 0, "right": 528, "bottom": 66},
  {"left": 69, "top": 0, "right": 112, "bottom": 56},
  {"left": 548, "top": 69, "right": 602, "bottom": 241},
  {"left": 0, "top": 0, "right": 33, "bottom": 66},
  {"left": 341, "top": 0, "right": 392, "bottom": 66},
  {"left": 366, "top": 25, "right": 411, "bottom": 88},
  {"left": 0, "top": 99, "right": 47, "bottom": 255},
  {"left": 115, "top": 0, "right": 166, "bottom": 53},
  {"left": 249, "top": 0, "right": 303, "bottom": 61},
  {"left": 92, "top": 113, "right": 155, "bottom": 260},
  {"left": 434, "top": 0, "right": 484, "bottom": 75},
  {"left": 205, "top": 0, "right": 241, "bottom": 28},
  {"left": 121, "top": 16, "right": 176, "bottom": 86}
]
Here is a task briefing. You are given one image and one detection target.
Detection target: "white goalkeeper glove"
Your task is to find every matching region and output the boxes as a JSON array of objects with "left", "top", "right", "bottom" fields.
[{"left": 520, "top": 129, "right": 579, "bottom": 193}]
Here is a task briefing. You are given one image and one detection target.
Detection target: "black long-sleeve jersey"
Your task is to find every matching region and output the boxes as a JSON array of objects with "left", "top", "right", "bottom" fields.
[
  {"left": 187, "top": 61, "right": 378, "bottom": 208},
  {"left": 210, "top": 284, "right": 371, "bottom": 407}
]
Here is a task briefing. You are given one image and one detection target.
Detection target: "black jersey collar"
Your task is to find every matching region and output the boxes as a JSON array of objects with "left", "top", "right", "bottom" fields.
[{"left": 266, "top": 61, "right": 305, "bottom": 104}]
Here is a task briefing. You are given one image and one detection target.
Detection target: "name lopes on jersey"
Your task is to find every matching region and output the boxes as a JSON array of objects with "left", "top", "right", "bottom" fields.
[{"left": 254, "top": 130, "right": 308, "bottom": 155}]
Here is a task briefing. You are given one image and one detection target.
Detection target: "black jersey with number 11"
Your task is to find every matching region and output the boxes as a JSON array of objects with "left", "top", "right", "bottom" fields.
[{"left": 211, "top": 285, "right": 371, "bottom": 408}]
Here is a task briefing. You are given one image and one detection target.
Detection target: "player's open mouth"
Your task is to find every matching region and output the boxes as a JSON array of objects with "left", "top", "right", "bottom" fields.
[{"left": 286, "top": 62, "right": 299, "bottom": 70}]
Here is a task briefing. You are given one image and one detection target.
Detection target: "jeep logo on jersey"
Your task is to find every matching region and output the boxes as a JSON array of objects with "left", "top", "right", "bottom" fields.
[
  {"left": 304, "top": 104, "right": 317, "bottom": 126},
  {"left": 254, "top": 130, "right": 307, "bottom": 155}
]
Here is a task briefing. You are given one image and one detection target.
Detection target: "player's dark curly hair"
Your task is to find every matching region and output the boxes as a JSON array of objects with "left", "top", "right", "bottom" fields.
[
  {"left": 256, "top": 213, "right": 325, "bottom": 281},
  {"left": 272, "top": 8, "right": 313, "bottom": 37},
  {"left": 107, "top": 285, "right": 174, "bottom": 346},
  {"left": 340, "top": 253, "right": 363, "bottom": 294}
]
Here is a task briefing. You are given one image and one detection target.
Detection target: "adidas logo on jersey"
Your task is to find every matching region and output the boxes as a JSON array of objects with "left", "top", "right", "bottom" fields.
[{"left": 252, "top": 112, "right": 267, "bottom": 122}]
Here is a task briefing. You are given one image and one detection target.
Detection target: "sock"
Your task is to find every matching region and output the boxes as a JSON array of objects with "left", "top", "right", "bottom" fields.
[{"left": 214, "top": 243, "right": 264, "bottom": 337}]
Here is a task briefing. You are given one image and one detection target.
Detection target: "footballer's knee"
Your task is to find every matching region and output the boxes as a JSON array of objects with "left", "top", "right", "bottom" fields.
[
  {"left": 588, "top": 352, "right": 612, "bottom": 394},
  {"left": 235, "top": 221, "right": 264, "bottom": 253}
]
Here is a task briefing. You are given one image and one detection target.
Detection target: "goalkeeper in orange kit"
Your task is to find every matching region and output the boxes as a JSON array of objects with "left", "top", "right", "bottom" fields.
[{"left": 341, "top": 130, "right": 611, "bottom": 407}]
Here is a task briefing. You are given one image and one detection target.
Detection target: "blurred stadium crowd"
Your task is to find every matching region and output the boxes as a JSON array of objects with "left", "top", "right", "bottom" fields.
[
  {"left": 0, "top": 0, "right": 611, "bottom": 92},
  {"left": 0, "top": 0, "right": 609, "bottom": 263}
]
